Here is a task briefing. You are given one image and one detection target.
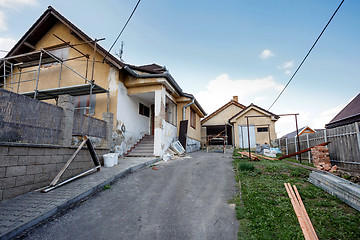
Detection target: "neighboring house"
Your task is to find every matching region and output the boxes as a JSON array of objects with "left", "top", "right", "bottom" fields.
[
  {"left": 281, "top": 126, "right": 321, "bottom": 139},
  {"left": 229, "top": 104, "right": 279, "bottom": 148},
  {"left": 201, "top": 97, "right": 279, "bottom": 148},
  {"left": 201, "top": 96, "right": 245, "bottom": 146},
  {"left": 325, "top": 93, "right": 360, "bottom": 129},
  {"left": 0, "top": 6, "right": 206, "bottom": 157}
]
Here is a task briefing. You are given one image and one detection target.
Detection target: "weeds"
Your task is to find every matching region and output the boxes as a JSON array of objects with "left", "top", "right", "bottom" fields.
[
  {"left": 232, "top": 149, "right": 360, "bottom": 240},
  {"left": 103, "top": 184, "right": 111, "bottom": 191}
]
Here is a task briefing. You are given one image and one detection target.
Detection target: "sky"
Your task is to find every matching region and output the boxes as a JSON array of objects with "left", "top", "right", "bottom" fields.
[{"left": 0, "top": 0, "right": 359, "bottom": 137}]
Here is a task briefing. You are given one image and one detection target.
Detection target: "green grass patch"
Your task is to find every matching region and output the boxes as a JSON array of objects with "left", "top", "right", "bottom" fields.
[{"left": 232, "top": 149, "right": 360, "bottom": 240}]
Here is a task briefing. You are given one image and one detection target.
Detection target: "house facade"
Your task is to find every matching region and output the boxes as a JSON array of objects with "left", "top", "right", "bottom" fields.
[
  {"left": 201, "top": 97, "right": 279, "bottom": 149},
  {"left": 0, "top": 6, "right": 206, "bottom": 157}
]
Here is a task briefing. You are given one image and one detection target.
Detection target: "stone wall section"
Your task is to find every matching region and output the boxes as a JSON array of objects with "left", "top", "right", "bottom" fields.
[{"left": 0, "top": 144, "right": 108, "bottom": 201}]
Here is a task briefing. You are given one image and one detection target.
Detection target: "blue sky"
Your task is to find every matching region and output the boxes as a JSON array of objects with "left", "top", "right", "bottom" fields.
[{"left": 1, "top": 0, "right": 359, "bottom": 136}]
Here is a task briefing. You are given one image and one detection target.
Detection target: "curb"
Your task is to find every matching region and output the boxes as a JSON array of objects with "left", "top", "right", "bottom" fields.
[{"left": 1, "top": 158, "right": 160, "bottom": 240}]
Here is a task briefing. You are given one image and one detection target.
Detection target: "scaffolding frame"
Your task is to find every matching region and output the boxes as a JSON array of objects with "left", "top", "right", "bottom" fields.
[{"left": 0, "top": 38, "right": 109, "bottom": 113}]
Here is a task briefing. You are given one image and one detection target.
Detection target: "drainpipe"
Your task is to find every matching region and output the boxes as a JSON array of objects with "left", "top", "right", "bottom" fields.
[{"left": 183, "top": 99, "right": 195, "bottom": 120}]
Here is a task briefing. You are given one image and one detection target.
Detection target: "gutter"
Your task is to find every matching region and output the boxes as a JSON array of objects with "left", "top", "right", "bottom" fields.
[{"left": 183, "top": 99, "right": 195, "bottom": 120}]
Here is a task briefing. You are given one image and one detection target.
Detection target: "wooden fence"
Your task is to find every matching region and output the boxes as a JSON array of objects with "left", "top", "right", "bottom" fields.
[{"left": 277, "top": 122, "right": 360, "bottom": 172}]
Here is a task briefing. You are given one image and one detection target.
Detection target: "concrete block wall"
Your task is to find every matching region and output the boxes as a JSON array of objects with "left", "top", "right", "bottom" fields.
[{"left": 0, "top": 144, "right": 108, "bottom": 201}]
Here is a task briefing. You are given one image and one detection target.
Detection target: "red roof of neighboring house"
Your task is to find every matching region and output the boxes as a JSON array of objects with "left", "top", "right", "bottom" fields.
[{"left": 326, "top": 93, "right": 360, "bottom": 129}]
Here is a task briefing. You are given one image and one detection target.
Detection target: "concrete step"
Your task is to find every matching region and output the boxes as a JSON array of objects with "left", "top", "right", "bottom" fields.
[
  {"left": 126, "top": 153, "right": 154, "bottom": 157},
  {"left": 134, "top": 146, "right": 153, "bottom": 151}
]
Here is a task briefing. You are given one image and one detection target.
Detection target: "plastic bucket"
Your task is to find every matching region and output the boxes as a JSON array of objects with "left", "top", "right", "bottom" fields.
[{"left": 103, "top": 153, "right": 118, "bottom": 167}]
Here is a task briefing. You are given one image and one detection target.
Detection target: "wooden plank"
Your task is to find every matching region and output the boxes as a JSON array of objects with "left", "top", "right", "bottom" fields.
[
  {"left": 49, "top": 138, "right": 88, "bottom": 186},
  {"left": 279, "top": 142, "right": 331, "bottom": 160},
  {"left": 251, "top": 153, "right": 277, "bottom": 161},
  {"left": 293, "top": 185, "right": 318, "bottom": 240},
  {"left": 284, "top": 183, "right": 311, "bottom": 240}
]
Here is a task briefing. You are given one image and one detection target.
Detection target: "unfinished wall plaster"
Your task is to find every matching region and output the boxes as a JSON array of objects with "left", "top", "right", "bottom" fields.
[{"left": 115, "top": 81, "right": 150, "bottom": 156}]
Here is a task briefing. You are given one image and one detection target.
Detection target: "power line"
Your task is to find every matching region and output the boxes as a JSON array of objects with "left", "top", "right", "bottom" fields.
[
  {"left": 268, "top": 0, "right": 345, "bottom": 110},
  {"left": 102, "top": 0, "right": 141, "bottom": 63}
]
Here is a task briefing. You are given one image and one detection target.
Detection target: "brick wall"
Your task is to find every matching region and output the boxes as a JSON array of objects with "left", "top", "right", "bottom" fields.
[{"left": 0, "top": 143, "right": 108, "bottom": 201}]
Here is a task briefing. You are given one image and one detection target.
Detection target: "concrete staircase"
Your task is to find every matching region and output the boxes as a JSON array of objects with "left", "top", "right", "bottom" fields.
[{"left": 126, "top": 135, "right": 154, "bottom": 157}]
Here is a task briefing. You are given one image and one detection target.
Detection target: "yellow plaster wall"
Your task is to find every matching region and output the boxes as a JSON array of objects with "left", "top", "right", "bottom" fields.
[
  {"left": 5, "top": 21, "right": 120, "bottom": 124},
  {"left": 176, "top": 102, "right": 201, "bottom": 141},
  {"left": 232, "top": 108, "right": 277, "bottom": 148},
  {"left": 202, "top": 104, "right": 243, "bottom": 126}
]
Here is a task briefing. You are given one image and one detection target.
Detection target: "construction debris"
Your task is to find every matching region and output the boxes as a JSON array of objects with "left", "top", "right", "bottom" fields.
[
  {"left": 279, "top": 142, "right": 330, "bottom": 160},
  {"left": 311, "top": 146, "right": 338, "bottom": 172},
  {"left": 152, "top": 166, "right": 159, "bottom": 170},
  {"left": 284, "top": 183, "right": 318, "bottom": 240},
  {"left": 238, "top": 151, "right": 260, "bottom": 161}
]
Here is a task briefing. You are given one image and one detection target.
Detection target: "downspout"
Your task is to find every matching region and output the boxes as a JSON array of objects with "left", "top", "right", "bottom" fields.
[{"left": 183, "top": 99, "right": 195, "bottom": 120}]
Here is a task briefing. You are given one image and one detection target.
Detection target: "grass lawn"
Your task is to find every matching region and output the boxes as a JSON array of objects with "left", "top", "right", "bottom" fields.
[{"left": 232, "top": 150, "right": 360, "bottom": 240}]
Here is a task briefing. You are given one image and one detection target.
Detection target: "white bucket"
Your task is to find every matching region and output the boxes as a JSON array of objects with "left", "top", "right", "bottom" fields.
[{"left": 103, "top": 153, "right": 119, "bottom": 167}]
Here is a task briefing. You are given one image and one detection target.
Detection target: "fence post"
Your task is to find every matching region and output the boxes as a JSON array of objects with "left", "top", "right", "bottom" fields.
[
  {"left": 355, "top": 122, "right": 360, "bottom": 154},
  {"left": 58, "top": 95, "right": 75, "bottom": 147},
  {"left": 307, "top": 134, "right": 311, "bottom": 163},
  {"left": 102, "top": 112, "right": 114, "bottom": 150},
  {"left": 294, "top": 136, "right": 298, "bottom": 160},
  {"left": 286, "top": 138, "right": 288, "bottom": 155},
  {"left": 324, "top": 129, "right": 328, "bottom": 148}
]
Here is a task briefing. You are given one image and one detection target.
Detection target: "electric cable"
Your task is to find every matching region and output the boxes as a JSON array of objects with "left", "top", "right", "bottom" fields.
[
  {"left": 268, "top": 0, "right": 344, "bottom": 110},
  {"left": 102, "top": 0, "right": 141, "bottom": 62}
]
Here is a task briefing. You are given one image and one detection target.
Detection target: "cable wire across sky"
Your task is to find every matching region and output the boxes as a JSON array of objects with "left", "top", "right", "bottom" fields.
[
  {"left": 268, "top": 0, "right": 345, "bottom": 110},
  {"left": 102, "top": 0, "right": 141, "bottom": 62}
]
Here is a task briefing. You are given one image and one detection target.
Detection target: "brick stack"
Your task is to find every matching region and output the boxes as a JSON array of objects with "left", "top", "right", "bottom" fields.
[{"left": 311, "top": 146, "right": 338, "bottom": 172}]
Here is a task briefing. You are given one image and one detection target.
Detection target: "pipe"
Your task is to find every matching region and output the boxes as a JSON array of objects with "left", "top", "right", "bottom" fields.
[{"left": 183, "top": 99, "right": 195, "bottom": 120}]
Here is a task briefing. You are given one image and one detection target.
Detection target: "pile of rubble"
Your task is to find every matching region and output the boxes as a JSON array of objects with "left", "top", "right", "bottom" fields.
[{"left": 311, "top": 146, "right": 338, "bottom": 172}]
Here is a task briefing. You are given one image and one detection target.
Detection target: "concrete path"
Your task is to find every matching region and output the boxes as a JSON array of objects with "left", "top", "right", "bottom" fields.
[
  {"left": 18, "top": 151, "right": 238, "bottom": 240},
  {"left": 0, "top": 157, "right": 159, "bottom": 240}
]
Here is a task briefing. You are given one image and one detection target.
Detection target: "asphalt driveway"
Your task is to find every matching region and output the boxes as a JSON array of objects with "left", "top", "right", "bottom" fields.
[{"left": 20, "top": 150, "right": 238, "bottom": 240}]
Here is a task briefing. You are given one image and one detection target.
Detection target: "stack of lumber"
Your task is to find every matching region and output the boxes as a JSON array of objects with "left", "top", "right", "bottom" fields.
[
  {"left": 284, "top": 183, "right": 318, "bottom": 240},
  {"left": 311, "top": 146, "right": 338, "bottom": 172},
  {"left": 238, "top": 151, "right": 260, "bottom": 161}
]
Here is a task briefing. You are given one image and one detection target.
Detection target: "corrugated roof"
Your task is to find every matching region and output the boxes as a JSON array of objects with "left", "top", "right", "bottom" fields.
[{"left": 326, "top": 93, "right": 360, "bottom": 129}]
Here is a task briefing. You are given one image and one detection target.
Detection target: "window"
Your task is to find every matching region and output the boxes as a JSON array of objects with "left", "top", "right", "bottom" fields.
[
  {"left": 75, "top": 95, "right": 96, "bottom": 115},
  {"left": 42, "top": 47, "right": 69, "bottom": 68},
  {"left": 165, "top": 96, "right": 177, "bottom": 125},
  {"left": 257, "top": 127, "right": 269, "bottom": 132},
  {"left": 190, "top": 107, "right": 196, "bottom": 129},
  {"left": 139, "top": 103, "right": 150, "bottom": 117}
]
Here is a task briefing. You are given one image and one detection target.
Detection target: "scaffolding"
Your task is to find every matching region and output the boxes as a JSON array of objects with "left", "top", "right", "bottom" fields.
[{"left": 0, "top": 37, "right": 109, "bottom": 113}]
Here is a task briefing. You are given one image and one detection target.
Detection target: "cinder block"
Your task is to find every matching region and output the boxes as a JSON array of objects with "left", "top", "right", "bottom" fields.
[
  {"left": 43, "top": 163, "right": 57, "bottom": 173},
  {"left": 8, "top": 146, "right": 29, "bottom": 156},
  {"left": 57, "top": 148, "right": 71, "bottom": 155},
  {"left": 26, "top": 165, "right": 43, "bottom": 175},
  {"left": 28, "top": 147, "right": 45, "bottom": 156},
  {"left": 50, "top": 155, "right": 64, "bottom": 164},
  {"left": 36, "top": 156, "right": 50, "bottom": 164},
  {"left": 1, "top": 177, "right": 16, "bottom": 189},
  {"left": 6, "top": 166, "right": 26, "bottom": 177},
  {"left": 16, "top": 175, "right": 35, "bottom": 186},
  {"left": 0, "top": 167, "right": 5, "bottom": 178},
  {"left": 44, "top": 148, "right": 59, "bottom": 155},
  {"left": 8, "top": 156, "right": 19, "bottom": 166},
  {"left": 18, "top": 156, "right": 37, "bottom": 165},
  {"left": 0, "top": 156, "right": 10, "bottom": 167},
  {"left": 34, "top": 173, "right": 50, "bottom": 183},
  {"left": 0, "top": 146, "right": 9, "bottom": 155},
  {"left": 2, "top": 186, "right": 25, "bottom": 200},
  {"left": 68, "top": 162, "right": 79, "bottom": 170}
]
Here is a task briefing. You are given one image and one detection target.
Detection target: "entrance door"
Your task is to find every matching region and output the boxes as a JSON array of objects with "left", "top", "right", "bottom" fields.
[
  {"left": 238, "top": 125, "right": 256, "bottom": 148},
  {"left": 150, "top": 104, "right": 155, "bottom": 135}
]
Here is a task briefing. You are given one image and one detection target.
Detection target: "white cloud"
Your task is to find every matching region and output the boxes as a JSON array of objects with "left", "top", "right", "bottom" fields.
[
  {"left": 0, "top": 11, "right": 7, "bottom": 31},
  {"left": 259, "top": 49, "right": 275, "bottom": 59},
  {"left": 195, "top": 73, "right": 284, "bottom": 114},
  {"left": 278, "top": 61, "right": 294, "bottom": 69},
  {"left": 0, "top": 0, "right": 39, "bottom": 31},
  {"left": 0, "top": 37, "right": 16, "bottom": 57},
  {"left": 0, "top": 0, "right": 38, "bottom": 9}
]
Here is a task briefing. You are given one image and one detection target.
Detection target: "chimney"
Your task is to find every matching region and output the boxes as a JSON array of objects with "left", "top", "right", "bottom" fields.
[{"left": 233, "top": 96, "right": 238, "bottom": 102}]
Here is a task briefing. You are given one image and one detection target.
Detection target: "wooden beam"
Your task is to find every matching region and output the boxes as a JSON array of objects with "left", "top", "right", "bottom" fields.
[{"left": 279, "top": 142, "right": 330, "bottom": 160}]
